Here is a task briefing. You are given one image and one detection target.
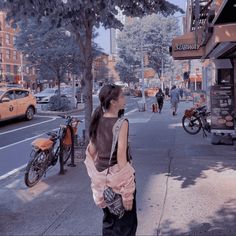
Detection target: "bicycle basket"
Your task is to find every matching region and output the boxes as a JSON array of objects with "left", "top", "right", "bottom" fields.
[{"left": 184, "top": 108, "right": 195, "bottom": 118}]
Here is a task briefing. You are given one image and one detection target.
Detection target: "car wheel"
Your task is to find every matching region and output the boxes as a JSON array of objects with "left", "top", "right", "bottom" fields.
[{"left": 25, "top": 106, "right": 34, "bottom": 120}]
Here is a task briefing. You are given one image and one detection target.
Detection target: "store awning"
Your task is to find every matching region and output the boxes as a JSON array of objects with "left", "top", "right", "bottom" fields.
[
  {"left": 213, "top": 0, "right": 236, "bottom": 25},
  {"left": 171, "top": 31, "right": 205, "bottom": 60},
  {"left": 204, "top": 24, "right": 236, "bottom": 58}
]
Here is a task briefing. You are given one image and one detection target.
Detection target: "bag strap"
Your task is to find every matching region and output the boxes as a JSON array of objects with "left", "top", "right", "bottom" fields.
[
  {"left": 106, "top": 117, "right": 127, "bottom": 176},
  {"left": 109, "top": 117, "right": 126, "bottom": 166}
]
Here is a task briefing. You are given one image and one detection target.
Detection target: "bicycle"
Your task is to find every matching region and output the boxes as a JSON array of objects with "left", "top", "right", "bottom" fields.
[
  {"left": 24, "top": 115, "right": 82, "bottom": 187},
  {"left": 182, "top": 105, "right": 211, "bottom": 137}
]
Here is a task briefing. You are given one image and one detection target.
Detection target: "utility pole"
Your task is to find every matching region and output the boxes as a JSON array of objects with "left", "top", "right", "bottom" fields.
[
  {"left": 161, "top": 57, "right": 164, "bottom": 91},
  {"left": 140, "top": 40, "right": 146, "bottom": 108},
  {"left": 20, "top": 53, "right": 24, "bottom": 85},
  {"left": 138, "top": 18, "right": 146, "bottom": 111}
]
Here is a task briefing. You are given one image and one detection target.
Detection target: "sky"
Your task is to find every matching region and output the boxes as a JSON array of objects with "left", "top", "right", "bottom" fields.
[{"left": 94, "top": 0, "right": 186, "bottom": 54}]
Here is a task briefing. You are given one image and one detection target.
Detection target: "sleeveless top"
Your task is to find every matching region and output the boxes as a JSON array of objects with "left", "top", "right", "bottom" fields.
[{"left": 94, "top": 117, "right": 118, "bottom": 172}]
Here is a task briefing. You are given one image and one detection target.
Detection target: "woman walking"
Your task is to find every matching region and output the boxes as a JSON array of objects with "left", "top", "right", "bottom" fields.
[
  {"left": 155, "top": 88, "right": 165, "bottom": 113},
  {"left": 84, "top": 84, "right": 137, "bottom": 235},
  {"left": 170, "top": 85, "right": 180, "bottom": 116}
]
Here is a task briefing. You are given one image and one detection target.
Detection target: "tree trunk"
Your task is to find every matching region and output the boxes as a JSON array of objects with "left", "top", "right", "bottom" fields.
[{"left": 83, "top": 25, "right": 93, "bottom": 141}]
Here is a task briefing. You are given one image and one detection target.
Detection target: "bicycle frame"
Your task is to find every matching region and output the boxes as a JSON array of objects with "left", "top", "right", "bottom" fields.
[{"left": 183, "top": 106, "right": 211, "bottom": 137}]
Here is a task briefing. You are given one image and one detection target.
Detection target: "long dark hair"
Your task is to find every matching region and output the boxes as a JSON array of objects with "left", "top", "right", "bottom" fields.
[{"left": 89, "top": 84, "right": 122, "bottom": 144}]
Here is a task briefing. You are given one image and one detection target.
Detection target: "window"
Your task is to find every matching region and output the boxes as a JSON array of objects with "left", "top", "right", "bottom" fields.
[
  {"left": 13, "top": 51, "right": 17, "bottom": 60},
  {"left": 4, "top": 90, "right": 15, "bottom": 100},
  {"left": 5, "top": 34, "right": 10, "bottom": 45},
  {"left": 0, "top": 53, "right": 2, "bottom": 62},
  {"left": 6, "top": 64, "right": 11, "bottom": 74},
  {"left": 15, "top": 90, "right": 29, "bottom": 99},
  {"left": 6, "top": 49, "right": 11, "bottom": 59},
  {"left": 14, "top": 65, "right": 18, "bottom": 74},
  {"left": 0, "top": 37, "right": 2, "bottom": 46}
]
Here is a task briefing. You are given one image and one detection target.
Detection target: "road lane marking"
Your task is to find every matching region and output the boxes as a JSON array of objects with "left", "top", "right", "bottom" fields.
[
  {"left": 0, "top": 133, "right": 45, "bottom": 150},
  {"left": 0, "top": 164, "right": 26, "bottom": 181},
  {"left": 126, "top": 108, "right": 138, "bottom": 115},
  {"left": 0, "top": 117, "right": 57, "bottom": 136}
]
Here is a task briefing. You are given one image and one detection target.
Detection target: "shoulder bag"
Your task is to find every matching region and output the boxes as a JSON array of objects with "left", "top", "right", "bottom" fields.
[{"left": 103, "top": 118, "right": 128, "bottom": 218}]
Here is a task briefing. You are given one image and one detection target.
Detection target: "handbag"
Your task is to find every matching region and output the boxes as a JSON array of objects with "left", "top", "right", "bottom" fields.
[{"left": 103, "top": 118, "right": 128, "bottom": 219}]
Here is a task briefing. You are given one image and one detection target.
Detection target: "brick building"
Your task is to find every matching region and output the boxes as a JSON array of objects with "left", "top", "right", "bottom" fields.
[{"left": 0, "top": 11, "right": 36, "bottom": 88}]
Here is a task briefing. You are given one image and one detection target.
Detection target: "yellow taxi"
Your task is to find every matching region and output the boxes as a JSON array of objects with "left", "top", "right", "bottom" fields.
[{"left": 0, "top": 84, "right": 37, "bottom": 121}]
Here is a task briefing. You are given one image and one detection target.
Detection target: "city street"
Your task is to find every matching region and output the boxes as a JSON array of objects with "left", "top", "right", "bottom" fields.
[
  {"left": 0, "top": 95, "right": 142, "bottom": 177},
  {"left": 0, "top": 99, "right": 236, "bottom": 235}
]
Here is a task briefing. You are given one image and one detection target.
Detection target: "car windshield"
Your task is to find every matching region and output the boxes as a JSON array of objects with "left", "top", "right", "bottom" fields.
[
  {"left": 0, "top": 91, "right": 5, "bottom": 96},
  {"left": 62, "top": 88, "right": 72, "bottom": 93},
  {"left": 41, "top": 88, "right": 57, "bottom": 94}
]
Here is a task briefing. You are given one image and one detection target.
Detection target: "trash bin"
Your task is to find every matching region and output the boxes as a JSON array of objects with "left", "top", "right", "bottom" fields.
[{"left": 137, "top": 100, "right": 146, "bottom": 112}]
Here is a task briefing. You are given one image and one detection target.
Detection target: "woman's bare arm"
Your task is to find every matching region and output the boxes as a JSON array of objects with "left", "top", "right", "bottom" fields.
[
  {"left": 88, "top": 140, "right": 97, "bottom": 160},
  {"left": 117, "top": 120, "right": 128, "bottom": 170}
]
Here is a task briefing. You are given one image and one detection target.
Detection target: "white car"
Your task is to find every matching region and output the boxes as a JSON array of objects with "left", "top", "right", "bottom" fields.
[{"left": 35, "top": 88, "right": 62, "bottom": 103}]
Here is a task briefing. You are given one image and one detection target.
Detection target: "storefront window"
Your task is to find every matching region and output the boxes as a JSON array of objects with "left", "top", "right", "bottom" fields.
[{"left": 218, "top": 69, "right": 233, "bottom": 85}]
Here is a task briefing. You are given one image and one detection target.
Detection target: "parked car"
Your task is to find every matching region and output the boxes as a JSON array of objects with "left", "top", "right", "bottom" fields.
[
  {"left": 0, "top": 86, "right": 36, "bottom": 121},
  {"left": 61, "top": 86, "right": 83, "bottom": 103},
  {"left": 34, "top": 88, "right": 60, "bottom": 104}
]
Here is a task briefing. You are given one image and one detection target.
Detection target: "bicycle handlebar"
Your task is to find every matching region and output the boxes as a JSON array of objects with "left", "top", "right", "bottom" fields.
[{"left": 58, "top": 114, "right": 83, "bottom": 123}]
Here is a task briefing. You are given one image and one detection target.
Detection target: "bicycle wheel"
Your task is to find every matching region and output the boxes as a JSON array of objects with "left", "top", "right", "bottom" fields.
[
  {"left": 24, "top": 150, "right": 49, "bottom": 187},
  {"left": 182, "top": 115, "right": 202, "bottom": 135}
]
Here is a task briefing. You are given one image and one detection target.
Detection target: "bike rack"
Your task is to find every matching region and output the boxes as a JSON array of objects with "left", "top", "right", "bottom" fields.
[{"left": 59, "top": 125, "right": 76, "bottom": 175}]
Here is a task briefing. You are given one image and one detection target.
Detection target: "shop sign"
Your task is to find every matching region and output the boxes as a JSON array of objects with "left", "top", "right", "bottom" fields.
[
  {"left": 210, "top": 85, "right": 234, "bottom": 130},
  {"left": 174, "top": 43, "right": 200, "bottom": 51}
]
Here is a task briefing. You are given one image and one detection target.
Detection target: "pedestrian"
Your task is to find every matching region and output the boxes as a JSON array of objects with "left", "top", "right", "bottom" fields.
[
  {"left": 165, "top": 86, "right": 170, "bottom": 99},
  {"left": 155, "top": 88, "right": 165, "bottom": 113},
  {"left": 84, "top": 84, "right": 137, "bottom": 235},
  {"left": 170, "top": 85, "right": 180, "bottom": 116},
  {"left": 179, "top": 87, "right": 183, "bottom": 99}
]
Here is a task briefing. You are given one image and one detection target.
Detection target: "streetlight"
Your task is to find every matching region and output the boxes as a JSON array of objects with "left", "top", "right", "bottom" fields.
[
  {"left": 20, "top": 53, "right": 24, "bottom": 85},
  {"left": 140, "top": 40, "right": 146, "bottom": 110},
  {"left": 138, "top": 18, "right": 146, "bottom": 111}
]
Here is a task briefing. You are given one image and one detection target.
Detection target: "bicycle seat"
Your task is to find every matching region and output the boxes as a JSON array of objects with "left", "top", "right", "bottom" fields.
[{"left": 46, "top": 131, "right": 58, "bottom": 138}]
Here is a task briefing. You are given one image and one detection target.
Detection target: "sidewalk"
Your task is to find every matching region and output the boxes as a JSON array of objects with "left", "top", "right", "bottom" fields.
[{"left": 0, "top": 101, "right": 236, "bottom": 235}]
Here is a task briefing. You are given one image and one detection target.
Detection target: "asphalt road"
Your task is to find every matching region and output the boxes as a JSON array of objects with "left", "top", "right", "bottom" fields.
[
  {"left": 1, "top": 100, "right": 236, "bottom": 235},
  {"left": 0, "top": 95, "right": 149, "bottom": 177}
]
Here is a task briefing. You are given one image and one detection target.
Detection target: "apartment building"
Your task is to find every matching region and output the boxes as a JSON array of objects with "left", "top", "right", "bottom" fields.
[{"left": 0, "top": 11, "right": 36, "bottom": 88}]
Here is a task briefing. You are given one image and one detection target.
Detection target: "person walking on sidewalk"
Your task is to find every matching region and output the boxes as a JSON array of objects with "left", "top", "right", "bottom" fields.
[
  {"left": 170, "top": 85, "right": 180, "bottom": 116},
  {"left": 84, "top": 84, "right": 137, "bottom": 235},
  {"left": 155, "top": 88, "right": 165, "bottom": 113}
]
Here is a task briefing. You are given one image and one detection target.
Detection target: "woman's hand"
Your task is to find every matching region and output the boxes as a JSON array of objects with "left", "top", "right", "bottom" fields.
[{"left": 123, "top": 199, "right": 133, "bottom": 211}]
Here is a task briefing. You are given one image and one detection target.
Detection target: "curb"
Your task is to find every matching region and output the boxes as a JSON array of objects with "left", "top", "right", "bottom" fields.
[{"left": 36, "top": 107, "right": 84, "bottom": 116}]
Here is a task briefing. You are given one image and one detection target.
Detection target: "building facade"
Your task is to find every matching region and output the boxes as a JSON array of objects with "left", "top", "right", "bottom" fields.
[
  {"left": 0, "top": 11, "right": 36, "bottom": 88},
  {"left": 172, "top": 0, "right": 236, "bottom": 135}
]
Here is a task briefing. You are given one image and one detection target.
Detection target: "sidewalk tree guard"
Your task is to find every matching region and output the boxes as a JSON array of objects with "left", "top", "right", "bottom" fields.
[{"left": 2, "top": 0, "right": 184, "bottom": 140}]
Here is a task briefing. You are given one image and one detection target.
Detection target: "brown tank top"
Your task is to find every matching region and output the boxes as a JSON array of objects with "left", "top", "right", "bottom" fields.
[{"left": 94, "top": 117, "right": 118, "bottom": 172}]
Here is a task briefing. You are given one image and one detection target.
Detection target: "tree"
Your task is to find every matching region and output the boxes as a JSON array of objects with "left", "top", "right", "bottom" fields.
[
  {"left": 115, "top": 60, "right": 139, "bottom": 84},
  {"left": 1, "top": 0, "right": 184, "bottom": 138},
  {"left": 15, "top": 18, "right": 92, "bottom": 92},
  {"left": 116, "top": 14, "right": 181, "bottom": 84}
]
